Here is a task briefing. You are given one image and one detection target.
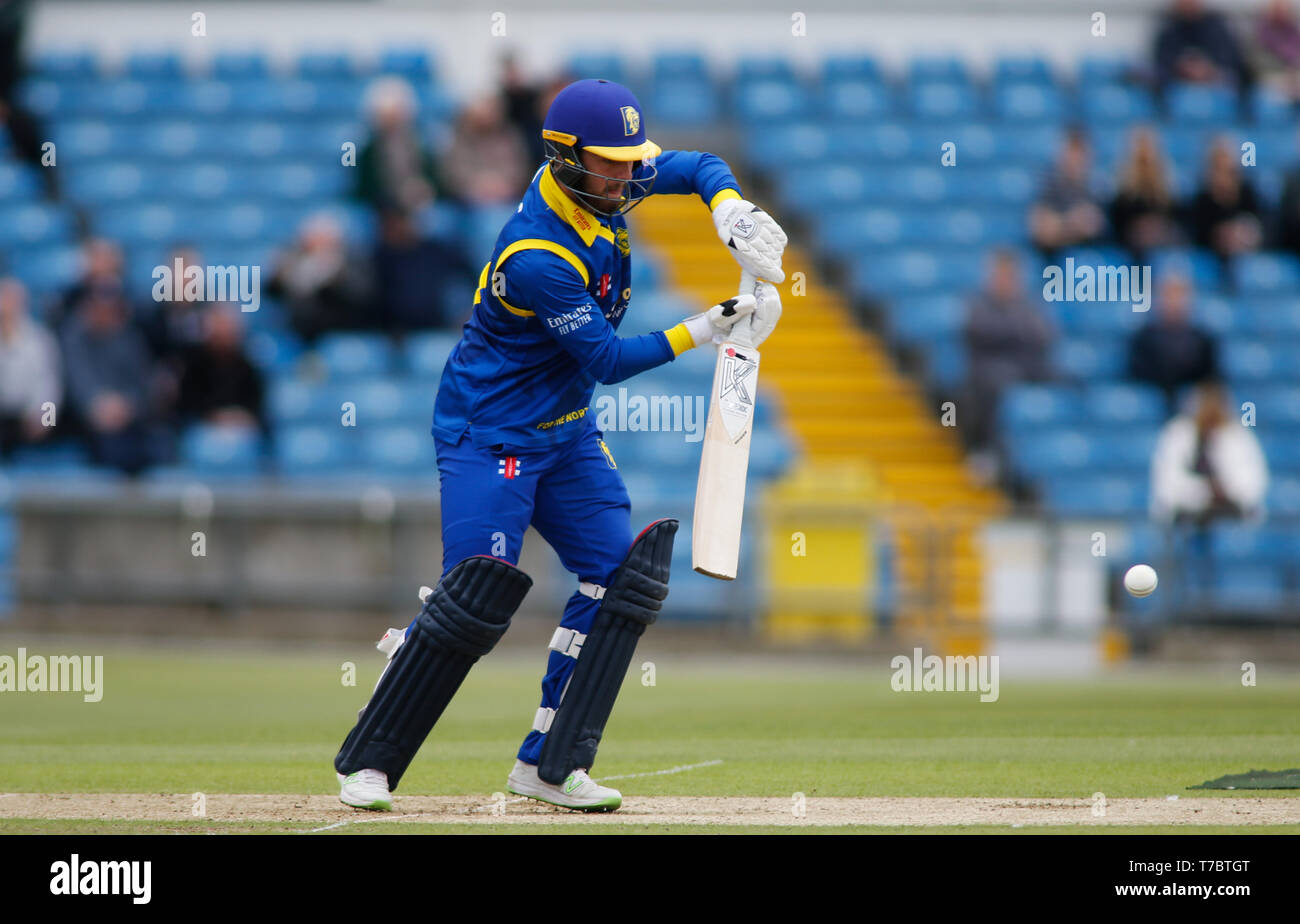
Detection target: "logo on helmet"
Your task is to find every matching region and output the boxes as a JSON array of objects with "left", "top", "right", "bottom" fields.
[{"left": 620, "top": 106, "right": 640, "bottom": 136}]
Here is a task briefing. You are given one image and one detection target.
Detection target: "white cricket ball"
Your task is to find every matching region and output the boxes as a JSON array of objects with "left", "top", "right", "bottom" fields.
[{"left": 1124, "top": 564, "right": 1158, "bottom": 598}]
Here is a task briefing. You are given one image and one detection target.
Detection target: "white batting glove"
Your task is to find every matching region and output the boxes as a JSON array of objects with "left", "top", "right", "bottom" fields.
[
  {"left": 741, "top": 281, "right": 782, "bottom": 348},
  {"left": 713, "top": 198, "right": 787, "bottom": 284},
  {"left": 682, "top": 293, "right": 757, "bottom": 348}
]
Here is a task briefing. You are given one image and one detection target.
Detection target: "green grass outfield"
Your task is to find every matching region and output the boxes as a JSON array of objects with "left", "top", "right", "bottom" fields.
[{"left": 1, "top": 641, "right": 1298, "bottom": 833}]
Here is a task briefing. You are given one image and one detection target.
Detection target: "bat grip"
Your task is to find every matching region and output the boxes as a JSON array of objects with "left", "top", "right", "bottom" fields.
[{"left": 739, "top": 270, "right": 759, "bottom": 295}]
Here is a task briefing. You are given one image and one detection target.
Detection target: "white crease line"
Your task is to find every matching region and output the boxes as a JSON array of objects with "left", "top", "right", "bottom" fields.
[
  {"left": 601, "top": 759, "right": 724, "bottom": 781},
  {"left": 306, "top": 812, "right": 421, "bottom": 834}
]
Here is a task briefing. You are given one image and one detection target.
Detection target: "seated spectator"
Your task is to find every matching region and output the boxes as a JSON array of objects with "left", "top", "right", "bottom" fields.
[
  {"left": 963, "top": 249, "right": 1056, "bottom": 480},
  {"left": 1274, "top": 125, "right": 1300, "bottom": 254},
  {"left": 1251, "top": 0, "right": 1300, "bottom": 101},
  {"left": 177, "top": 305, "right": 265, "bottom": 434},
  {"left": 0, "top": 278, "right": 61, "bottom": 459},
  {"left": 499, "top": 51, "right": 546, "bottom": 168},
  {"left": 442, "top": 95, "right": 530, "bottom": 206},
  {"left": 1110, "top": 126, "right": 1181, "bottom": 261},
  {"left": 50, "top": 238, "right": 127, "bottom": 337},
  {"left": 1029, "top": 127, "right": 1106, "bottom": 258},
  {"left": 1154, "top": 0, "right": 1253, "bottom": 94},
  {"left": 1184, "top": 137, "right": 1264, "bottom": 263},
  {"left": 373, "top": 210, "right": 474, "bottom": 335},
  {"left": 138, "top": 245, "right": 211, "bottom": 363},
  {"left": 356, "top": 77, "right": 444, "bottom": 218},
  {"left": 1151, "top": 380, "right": 1267, "bottom": 525},
  {"left": 1127, "top": 273, "right": 1219, "bottom": 413},
  {"left": 61, "top": 282, "right": 162, "bottom": 475},
  {"left": 267, "top": 213, "right": 374, "bottom": 345}
]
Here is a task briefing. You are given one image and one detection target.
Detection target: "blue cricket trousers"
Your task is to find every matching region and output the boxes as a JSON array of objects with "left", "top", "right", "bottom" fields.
[{"left": 433, "top": 421, "right": 632, "bottom": 764}]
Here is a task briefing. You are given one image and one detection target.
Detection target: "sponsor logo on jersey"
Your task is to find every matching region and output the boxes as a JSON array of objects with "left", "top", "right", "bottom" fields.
[
  {"left": 597, "top": 438, "right": 617, "bottom": 469},
  {"left": 615, "top": 227, "right": 630, "bottom": 256},
  {"left": 497, "top": 456, "right": 521, "bottom": 479},
  {"left": 599, "top": 273, "right": 611, "bottom": 298}
]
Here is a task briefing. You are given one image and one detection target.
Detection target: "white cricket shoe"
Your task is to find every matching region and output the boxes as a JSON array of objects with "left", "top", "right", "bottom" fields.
[
  {"left": 506, "top": 759, "right": 622, "bottom": 812},
  {"left": 337, "top": 769, "right": 392, "bottom": 811}
]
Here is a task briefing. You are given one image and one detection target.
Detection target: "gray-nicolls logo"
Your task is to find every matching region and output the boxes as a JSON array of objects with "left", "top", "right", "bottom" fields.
[{"left": 50, "top": 854, "right": 151, "bottom": 904}]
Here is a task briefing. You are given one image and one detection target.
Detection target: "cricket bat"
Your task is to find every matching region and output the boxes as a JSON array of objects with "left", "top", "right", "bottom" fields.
[{"left": 692, "top": 270, "right": 761, "bottom": 580}]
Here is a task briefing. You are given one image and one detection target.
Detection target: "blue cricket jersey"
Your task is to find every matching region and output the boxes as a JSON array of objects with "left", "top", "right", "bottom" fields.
[{"left": 433, "top": 151, "right": 741, "bottom": 453}]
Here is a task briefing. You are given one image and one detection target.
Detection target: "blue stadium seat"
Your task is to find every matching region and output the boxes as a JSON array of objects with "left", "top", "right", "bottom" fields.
[
  {"left": 1234, "top": 253, "right": 1300, "bottom": 294},
  {"left": 296, "top": 51, "right": 360, "bottom": 79},
  {"left": 746, "top": 123, "right": 830, "bottom": 170},
  {"left": 736, "top": 58, "right": 797, "bottom": 84},
  {"left": 32, "top": 49, "right": 99, "bottom": 79},
  {"left": 377, "top": 48, "right": 434, "bottom": 79},
  {"left": 1167, "top": 84, "right": 1238, "bottom": 123},
  {"left": 778, "top": 164, "right": 871, "bottom": 211},
  {"left": 1259, "top": 385, "right": 1300, "bottom": 425},
  {"left": 1223, "top": 340, "right": 1290, "bottom": 382},
  {"left": 0, "top": 162, "right": 40, "bottom": 202},
  {"left": 98, "top": 204, "right": 181, "bottom": 246},
  {"left": 749, "top": 427, "right": 796, "bottom": 479},
  {"left": 211, "top": 51, "right": 270, "bottom": 80},
  {"left": 404, "top": 331, "right": 460, "bottom": 380},
  {"left": 1268, "top": 477, "right": 1300, "bottom": 515},
  {"left": 653, "top": 51, "right": 708, "bottom": 84},
  {"left": 274, "top": 425, "right": 353, "bottom": 474},
  {"left": 1260, "top": 433, "right": 1300, "bottom": 469},
  {"left": 1011, "top": 429, "right": 1099, "bottom": 476},
  {"left": 10, "top": 247, "right": 80, "bottom": 298},
  {"left": 906, "top": 82, "right": 979, "bottom": 120},
  {"left": 890, "top": 294, "right": 965, "bottom": 344},
  {"left": 180, "top": 425, "right": 263, "bottom": 474},
  {"left": 1150, "top": 247, "right": 1221, "bottom": 290},
  {"left": 1078, "top": 56, "right": 1130, "bottom": 85},
  {"left": 735, "top": 80, "right": 812, "bottom": 124},
  {"left": 907, "top": 56, "right": 971, "bottom": 85},
  {"left": 948, "top": 166, "right": 1036, "bottom": 205},
  {"left": 316, "top": 333, "right": 394, "bottom": 379},
  {"left": 925, "top": 339, "right": 966, "bottom": 390},
  {"left": 1054, "top": 337, "right": 1125, "bottom": 380},
  {"left": 1044, "top": 475, "right": 1147, "bottom": 517},
  {"left": 1000, "top": 384, "right": 1081, "bottom": 432},
  {"left": 876, "top": 166, "right": 949, "bottom": 204},
  {"left": 0, "top": 203, "right": 75, "bottom": 248},
  {"left": 359, "top": 426, "right": 436, "bottom": 474},
  {"left": 349, "top": 380, "right": 433, "bottom": 425},
  {"left": 269, "top": 379, "right": 342, "bottom": 424},
  {"left": 1079, "top": 84, "right": 1155, "bottom": 123},
  {"left": 1251, "top": 86, "right": 1294, "bottom": 125},
  {"left": 566, "top": 53, "right": 627, "bottom": 85},
  {"left": 1212, "top": 567, "right": 1287, "bottom": 613},
  {"left": 823, "top": 55, "right": 884, "bottom": 84},
  {"left": 994, "top": 56, "right": 1054, "bottom": 86},
  {"left": 125, "top": 51, "right": 186, "bottom": 80},
  {"left": 246, "top": 330, "right": 304, "bottom": 373},
  {"left": 824, "top": 80, "right": 893, "bottom": 120},
  {"left": 993, "top": 83, "right": 1065, "bottom": 121},
  {"left": 650, "top": 79, "right": 719, "bottom": 127},
  {"left": 1083, "top": 383, "right": 1165, "bottom": 424}
]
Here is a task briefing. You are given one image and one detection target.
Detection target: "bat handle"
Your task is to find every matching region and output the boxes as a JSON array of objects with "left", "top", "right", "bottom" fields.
[{"left": 739, "top": 270, "right": 759, "bottom": 295}]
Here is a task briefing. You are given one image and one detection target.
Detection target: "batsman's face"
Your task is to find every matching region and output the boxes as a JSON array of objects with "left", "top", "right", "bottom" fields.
[{"left": 578, "top": 149, "right": 634, "bottom": 214}]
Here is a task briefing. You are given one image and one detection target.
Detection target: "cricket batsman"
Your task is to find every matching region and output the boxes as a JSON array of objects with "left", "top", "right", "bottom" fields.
[{"left": 333, "top": 78, "right": 787, "bottom": 811}]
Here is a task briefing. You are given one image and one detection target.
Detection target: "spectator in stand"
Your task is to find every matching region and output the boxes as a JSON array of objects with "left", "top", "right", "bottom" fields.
[
  {"left": 1127, "top": 272, "right": 1219, "bottom": 414},
  {"left": 267, "top": 213, "right": 374, "bottom": 344},
  {"left": 1154, "top": 0, "right": 1253, "bottom": 95},
  {"left": 0, "top": 277, "right": 60, "bottom": 459},
  {"left": 963, "top": 248, "right": 1057, "bottom": 481},
  {"left": 1029, "top": 127, "right": 1106, "bottom": 259},
  {"left": 442, "top": 94, "right": 530, "bottom": 206},
  {"left": 1110, "top": 126, "right": 1181, "bottom": 261},
  {"left": 500, "top": 52, "right": 545, "bottom": 168},
  {"left": 373, "top": 210, "right": 474, "bottom": 335},
  {"left": 1151, "top": 380, "right": 1268, "bottom": 526},
  {"left": 49, "top": 238, "right": 127, "bottom": 337},
  {"left": 0, "top": 0, "right": 62, "bottom": 203},
  {"left": 177, "top": 304, "right": 265, "bottom": 435},
  {"left": 355, "top": 76, "right": 445, "bottom": 217},
  {"left": 61, "top": 281, "right": 160, "bottom": 475},
  {"left": 1252, "top": 0, "right": 1300, "bottom": 101},
  {"left": 1273, "top": 124, "right": 1300, "bottom": 254},
  {"left": 1184, "top": 136, "right": 1264, "bottom": 264}
]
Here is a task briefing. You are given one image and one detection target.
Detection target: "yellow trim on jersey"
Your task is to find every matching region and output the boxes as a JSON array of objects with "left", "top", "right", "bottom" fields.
[
  {"left": 709, "top": 187, "right": 743, "bottom": 211},
  {"left": 472, "top": 261, "right": 490, "bottom": 306},
  {"left": 491, "top": 238, "right": 592, "bottom": 318},
  {"left": 664, "top": 323, "right": 695, "bottom": 357},
  {"left": 540, "top": 164, "right": 615, "bottom": 247}
]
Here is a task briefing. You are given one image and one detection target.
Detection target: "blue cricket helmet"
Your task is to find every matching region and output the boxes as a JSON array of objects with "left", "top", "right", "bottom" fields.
[{"left": 541, "top": 78, "right": 660, "bottom": 215}]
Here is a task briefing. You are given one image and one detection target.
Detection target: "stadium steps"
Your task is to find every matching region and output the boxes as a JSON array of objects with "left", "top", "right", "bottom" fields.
[{"left": 633, "top": 193, "right": 1003, "bottom": 644}]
